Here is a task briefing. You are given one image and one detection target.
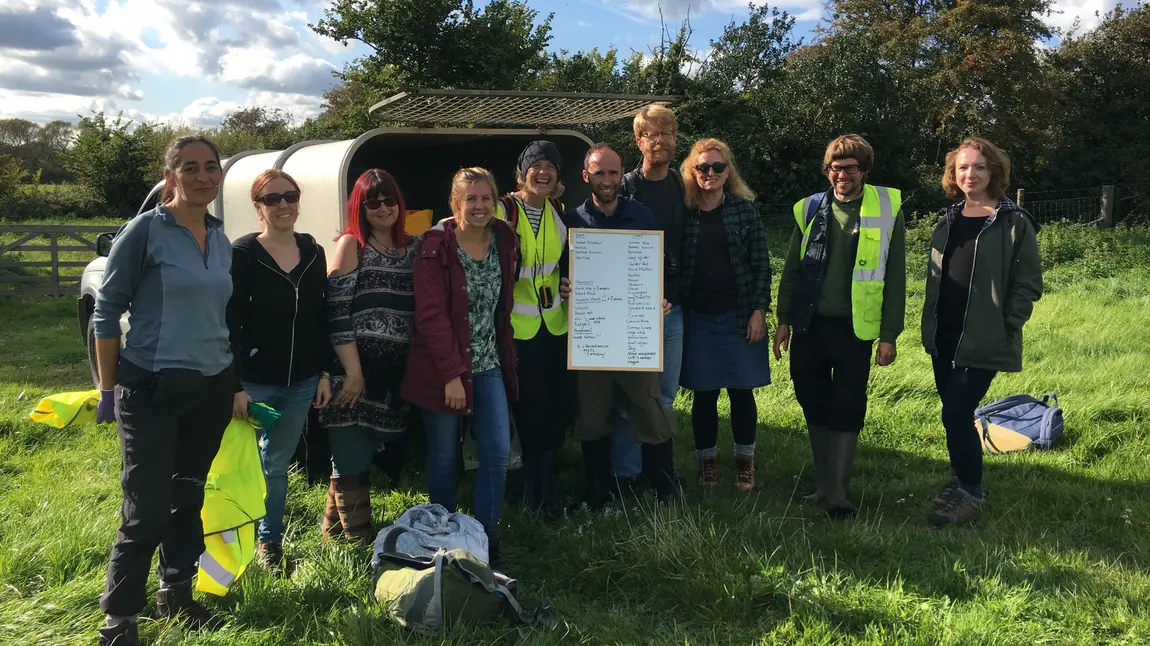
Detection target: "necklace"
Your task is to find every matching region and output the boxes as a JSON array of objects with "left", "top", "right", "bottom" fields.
[{"left": 369, "top": 233, "right": 396, "bottom": 253}]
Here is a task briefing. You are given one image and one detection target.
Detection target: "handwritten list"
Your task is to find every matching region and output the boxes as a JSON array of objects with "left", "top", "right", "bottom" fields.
[{"left": 568, "top": 229, "right": 663, "bottom": 371}]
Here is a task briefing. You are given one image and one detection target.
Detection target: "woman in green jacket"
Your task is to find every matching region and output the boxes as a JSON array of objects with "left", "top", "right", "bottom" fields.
[{"left": 921, "top": 137, "right": 1043, "bottom": 528}]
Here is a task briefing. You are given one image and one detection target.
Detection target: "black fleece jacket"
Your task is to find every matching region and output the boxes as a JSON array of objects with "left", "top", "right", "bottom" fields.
[{"left": 226, "top": 232, "right": 332, "bottom": 391}]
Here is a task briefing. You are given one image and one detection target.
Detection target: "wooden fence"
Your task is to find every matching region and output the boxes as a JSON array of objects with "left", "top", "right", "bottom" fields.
[{"left": 0, "top": 225, "right": 120, "bottom": 297}]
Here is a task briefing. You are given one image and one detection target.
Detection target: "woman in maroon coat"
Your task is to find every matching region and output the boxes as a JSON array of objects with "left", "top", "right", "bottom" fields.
[{"left": 401, "top": 167, "right": 519, "bottom": 562}]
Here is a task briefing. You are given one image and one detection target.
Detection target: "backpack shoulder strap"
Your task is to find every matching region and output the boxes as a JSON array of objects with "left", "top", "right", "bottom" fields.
[{"left": 499, "top": 195, "right": 519, "bottom": 229}]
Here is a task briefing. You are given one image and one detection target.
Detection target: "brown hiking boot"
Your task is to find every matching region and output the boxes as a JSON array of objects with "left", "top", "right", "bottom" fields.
[
  {"left": 932, "top": 478, "right": 960, "bottom": 508},
  {"left": 321, "top": 477, "right": 343, "bottom": 540},
  {"left": 256, "top": 541, "right": 284, "bottom": 576},
  {"left": 929, "top": 488, "right": 986, "bottom": 527},
  {"left": 697, "top": 456, "right": 717, "bottom": 487},
  {"left": 333, "top": 473, "right": 374, "bottom": 542},
  {"left": 734, "top": 454, "right": 755, "bottom": 492}
]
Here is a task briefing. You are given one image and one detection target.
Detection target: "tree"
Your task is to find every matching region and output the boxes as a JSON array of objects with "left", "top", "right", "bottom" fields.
[
  {"left": 311, "top": 0, "right": 555, "bottom": 122},
  {"left": 66, "top": 112, "right": 159, "bottom": 217},
  {"left": 212, "top": 107, "right": 297, "bottom": 156},
  {"left": 1046, "top": 4, "right": 1150, "bottom": 210}
]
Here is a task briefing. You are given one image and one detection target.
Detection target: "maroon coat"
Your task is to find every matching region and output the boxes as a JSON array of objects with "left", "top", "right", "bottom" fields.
[{"left": 401, "top": 217, "right": 520, "bottom": 415}]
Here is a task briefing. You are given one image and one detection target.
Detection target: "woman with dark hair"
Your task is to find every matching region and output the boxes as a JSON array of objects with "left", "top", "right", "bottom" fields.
[
  {"left": 226, "top": 169, "right": 332, "bottom": 573},
  {"left": 403, "top": 167, "right": 519, "bottom": 563},
  {"left": 921, "top": 137, "right": 1042, "bottom": 527},
  {"left": 92, "top": 135, "right": 232, "bottom": 645},
  {"left": 319, "top": 168, "right": 418, "bottom": 542}
]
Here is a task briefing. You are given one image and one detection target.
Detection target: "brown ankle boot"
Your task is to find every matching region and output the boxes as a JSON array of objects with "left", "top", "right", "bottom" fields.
[
  {"left": 734, "top": 454, "right": 755, "bottom": 492},
  {"left": 321, "top": 477, "right": 343, "bottom": 540},
  {"left": 698, "top": 456, "right": 717, "bottom": 487},
  {"left": 334, "top": 473, "right": 374, "bottom": 542}
]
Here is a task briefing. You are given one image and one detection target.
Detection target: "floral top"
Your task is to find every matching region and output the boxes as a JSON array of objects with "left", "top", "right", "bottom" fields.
[{"left": 457, "top": 237, "right": 502, "bottom": 373}]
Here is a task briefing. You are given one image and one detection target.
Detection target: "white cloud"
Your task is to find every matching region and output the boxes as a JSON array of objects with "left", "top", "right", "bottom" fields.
[
  {"left": 219, "top": 48, "right": 339, "bottom": 95},
  {"left": 1046, "top": 0, "right": 1119, "bottom": 34},
  {"left": 0, "top": 0, "right": 347, "bottom": 126}
]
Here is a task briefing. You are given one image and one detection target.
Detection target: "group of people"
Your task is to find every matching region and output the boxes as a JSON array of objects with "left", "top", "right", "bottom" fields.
[{"left": 88, "top": 103, "right": 1042, "bottom": 645}]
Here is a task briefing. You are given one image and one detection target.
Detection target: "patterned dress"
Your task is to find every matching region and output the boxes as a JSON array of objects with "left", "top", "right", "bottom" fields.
[{"left": 320, "top": 237, "right": 420, "bottom": 443}]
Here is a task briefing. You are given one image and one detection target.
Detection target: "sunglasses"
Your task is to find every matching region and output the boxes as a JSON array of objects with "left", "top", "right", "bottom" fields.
[
  {"left": 256, "top": 191, "right": 300, "bottom": 206},
  {"left": 695, "top": 162, "right": 729, "bottom": 175},
  {"left": 364, "top": 195, "right": 398, "bottom": 210}
]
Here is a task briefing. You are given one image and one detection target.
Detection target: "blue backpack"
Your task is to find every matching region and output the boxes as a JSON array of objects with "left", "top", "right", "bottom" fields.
[{"left": 974, "top": 393, "right": 1065, "bottom": 454}]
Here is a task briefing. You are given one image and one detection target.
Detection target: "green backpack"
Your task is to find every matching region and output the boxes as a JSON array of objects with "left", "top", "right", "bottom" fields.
[{"left": 370, "top": 525, "right": 555, "bottom": 635}]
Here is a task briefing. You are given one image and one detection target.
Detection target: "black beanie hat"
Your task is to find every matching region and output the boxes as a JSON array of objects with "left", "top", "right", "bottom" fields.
[{"left": 517, "top": 140, "right": 563, "bottom": 178}]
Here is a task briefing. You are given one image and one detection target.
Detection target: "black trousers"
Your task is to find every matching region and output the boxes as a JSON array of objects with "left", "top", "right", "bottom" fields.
[
  {"left": 512, "top": 329, "right": 576, "bottom": 454},
  {"left": 100, "top": 358, "right": 233, "bottom": 617},
  {"left": 790, "top": 316, "right": 874, "bottom": 434},
  {"left": 932, "top": 352, "right": 996, "bottom": 488}
]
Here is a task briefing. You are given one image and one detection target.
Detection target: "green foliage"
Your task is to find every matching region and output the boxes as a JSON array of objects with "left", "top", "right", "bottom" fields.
[
  {"left": 0, "top": 153, "right": 28, "bottom": 203},
  {"left": 311, "top": 0, "right": 553, "bottom": 91},
  {"left": 0, "top": 118, "right": 74, "bottom": 184},
  {"left": 65, "top": 113, "right": 164, "bottom": 218}
]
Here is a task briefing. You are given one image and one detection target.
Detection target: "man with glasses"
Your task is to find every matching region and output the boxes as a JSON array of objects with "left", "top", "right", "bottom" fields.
[
  {"left": 608, "top": 104, "right": 686, "bottom": 496},
  {"left": 773, "top": 134, "right": 906, "bottom": 519}
]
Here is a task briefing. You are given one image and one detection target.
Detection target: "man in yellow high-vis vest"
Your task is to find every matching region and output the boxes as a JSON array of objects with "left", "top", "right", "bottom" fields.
[
  {"left": 773, "top": 134, "right": 906, "bottom": 520},
  {"left": 496, "top": 140, "right": 576, "bottom": 517}
]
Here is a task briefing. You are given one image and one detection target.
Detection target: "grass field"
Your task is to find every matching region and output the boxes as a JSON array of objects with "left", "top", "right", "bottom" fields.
[{"left": 0, "top": 221, "right": 1148, "bottom": 645}]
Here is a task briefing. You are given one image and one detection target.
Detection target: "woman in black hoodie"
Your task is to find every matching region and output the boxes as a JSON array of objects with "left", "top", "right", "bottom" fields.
[{"left": 227, "top": 169, "right": 332, "bottom": 573}]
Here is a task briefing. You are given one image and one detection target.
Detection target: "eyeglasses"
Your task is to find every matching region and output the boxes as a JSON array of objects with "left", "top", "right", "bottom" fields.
[
  {"left": 640, "top": 131, "right": 675, "bottom": 141},
  {"left": 695, "top": 162, "right": 728, "bottom": 176},
  {"left": 256, "top": 191, "right": 300, "bottom": 206},
  {"left": 364, "top": 195, "right": 398, "bottom": 210},
  {"left": 825, "top": 164, "right": 861, "bottom": 176}
]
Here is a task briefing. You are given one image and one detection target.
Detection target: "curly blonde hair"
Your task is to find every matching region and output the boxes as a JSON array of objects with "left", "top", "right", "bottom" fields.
[
  {"left": 680, "top": 138, "right": 756, "bottom": 208},
  {"left": 942, "top": 138, "right": 1011, "bottom": 199}
]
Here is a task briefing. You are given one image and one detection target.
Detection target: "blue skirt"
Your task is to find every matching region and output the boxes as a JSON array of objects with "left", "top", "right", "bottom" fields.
[{"left": 681, "top": 308, "right": 772, "bottom": 391}]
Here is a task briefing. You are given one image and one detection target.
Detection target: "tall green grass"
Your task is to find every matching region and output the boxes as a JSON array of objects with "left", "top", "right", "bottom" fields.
[{"left": 0, "top": 223, "right": 1148, "bottom": 645}]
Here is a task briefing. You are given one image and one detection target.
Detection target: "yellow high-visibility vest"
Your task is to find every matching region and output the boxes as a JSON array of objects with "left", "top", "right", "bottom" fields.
[
  {"left": 496, "top": 196, "right": 568, "bottom": 340},
  {"left": 794, "top": 184, "right": 901, "bottom": 341},
  {"left": 197, "top": 416, "right": 267, "bottom": 596}
]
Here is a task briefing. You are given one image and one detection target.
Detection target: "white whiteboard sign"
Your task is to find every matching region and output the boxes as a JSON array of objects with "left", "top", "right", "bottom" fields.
[{"left": 567, "top": 228, "right": 664, "bottom": 371}]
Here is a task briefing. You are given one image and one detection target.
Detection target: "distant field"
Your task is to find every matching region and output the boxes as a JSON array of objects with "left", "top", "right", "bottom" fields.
[{"left": 0, "top": 222, "right": 1148, "bottom": 645}]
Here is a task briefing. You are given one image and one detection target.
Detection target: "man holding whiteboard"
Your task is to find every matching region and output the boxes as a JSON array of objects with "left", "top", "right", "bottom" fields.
[{"left": 561, "top": 142, "right": 679, "bottom": 508}]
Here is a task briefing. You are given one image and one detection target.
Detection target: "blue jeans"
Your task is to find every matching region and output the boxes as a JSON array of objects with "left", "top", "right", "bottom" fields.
[
  {"left": 423, "top": 367, "right": 510, "bottom": 535},
  {"left": 611, "top": 305, "right": 684, "bottom": 478},
  {"left": 242, "top": 375, "right": 319, "bottom": 545}
]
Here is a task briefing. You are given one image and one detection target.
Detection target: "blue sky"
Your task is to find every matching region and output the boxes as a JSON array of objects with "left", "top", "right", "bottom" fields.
[{"left": 0, "top": 0, "right": 1120, "bottom": 126}]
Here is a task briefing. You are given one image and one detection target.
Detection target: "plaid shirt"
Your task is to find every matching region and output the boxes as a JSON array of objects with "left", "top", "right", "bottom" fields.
[{"left": 680, "top": 194, "right": 772, "bottom": 323}]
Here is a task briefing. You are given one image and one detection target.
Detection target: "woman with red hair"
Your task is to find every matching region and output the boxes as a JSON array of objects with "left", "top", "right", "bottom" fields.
[{"left": 319, "top": 168, "right": 418, "bottom": 542}]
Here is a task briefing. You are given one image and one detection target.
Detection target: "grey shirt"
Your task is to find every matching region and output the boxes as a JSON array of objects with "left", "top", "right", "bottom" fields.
[{"left": 92, "top": 206, "right": 233, "bottom": 375}]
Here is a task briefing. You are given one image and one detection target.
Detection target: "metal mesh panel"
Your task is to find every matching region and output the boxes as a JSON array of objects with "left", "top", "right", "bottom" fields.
[{"left": 368, "top": 88, "right": 679, "bottom": 127}]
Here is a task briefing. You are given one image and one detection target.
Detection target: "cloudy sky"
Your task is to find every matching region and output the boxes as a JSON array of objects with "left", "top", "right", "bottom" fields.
[{"left": 0, "top": 0, "right": 1121, "bottom": 127}]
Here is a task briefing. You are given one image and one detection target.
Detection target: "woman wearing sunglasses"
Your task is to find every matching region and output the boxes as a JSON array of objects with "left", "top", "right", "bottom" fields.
[
  {"left": 679, "top": 138, "right": 772, "bottom": 492},
  {"left": 319, "top": 168, "right": 418, "bottom": 542},
  {"left": 227, "top": 169, "right": 332, "bottom": 573}
]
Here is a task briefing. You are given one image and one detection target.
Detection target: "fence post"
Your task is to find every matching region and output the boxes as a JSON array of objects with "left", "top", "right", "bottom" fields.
[
  {"left": 1099, "top": 185, "right": 1115, "bottom": 228},
  {"left": 50, "top": 232, "right": 60, "bottom": 298},
  {"left": 1015, "top": 188, "right": 1024, "bottom": 206}
]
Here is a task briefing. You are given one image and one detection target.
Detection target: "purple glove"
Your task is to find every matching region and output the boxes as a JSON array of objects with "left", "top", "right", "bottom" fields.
[{"left": 96, "top": 388, "right": 116, "bottom": 424}]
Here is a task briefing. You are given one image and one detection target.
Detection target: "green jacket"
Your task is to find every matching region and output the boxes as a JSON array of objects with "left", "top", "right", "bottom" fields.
[
  {"left": 680, "top": 194, "right": 772, "bottom": 324},
  {"left": 921, "top": 197, "right": 1043, "bottom": 373}
]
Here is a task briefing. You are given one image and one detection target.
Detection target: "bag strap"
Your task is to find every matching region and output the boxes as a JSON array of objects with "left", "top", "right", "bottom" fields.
[
  {"left": 977, "top": 415, "right": 1004, "bottom": 455},
  {"left": 1042, "top": 392, "right": 1058, "bottom": 407}
]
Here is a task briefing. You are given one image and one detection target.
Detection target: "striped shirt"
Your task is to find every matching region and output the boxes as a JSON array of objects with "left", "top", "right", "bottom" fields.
[{"left": 523, "top": 203, "right": 543, "bottom": 236}]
